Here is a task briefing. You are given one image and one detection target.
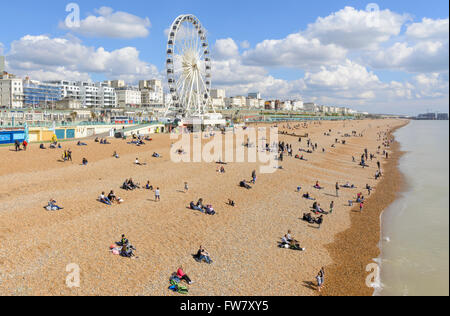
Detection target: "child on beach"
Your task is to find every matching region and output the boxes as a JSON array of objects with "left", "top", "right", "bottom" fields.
[
  {"left": 155, "top": 188, "right": 161, "bottom": 202},
  {"left": 330, "top": 201, "right": 334, "bottom": 214},
  {"left": 360, "top": 202, "right": 364, "bottom": 212},
  {"left": 184, "top": 182, "right": 189, "bottom": 193}
]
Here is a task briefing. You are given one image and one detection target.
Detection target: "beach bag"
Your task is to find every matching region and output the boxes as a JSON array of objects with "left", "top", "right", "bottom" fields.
[{"left": 177, "top": 285, "right": 189, "bottom": 294}]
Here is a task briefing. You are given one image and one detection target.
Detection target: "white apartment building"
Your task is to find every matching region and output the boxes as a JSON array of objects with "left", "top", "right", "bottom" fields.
[
  {"left": 46, "top": 80, "right": 117, "bottom": 108},
  {"left": 139, "top": 80, "right": 164, "bottom": 106},
  {"left": 281, "top": 101, "right": 292, "bottom": 111},
  {"left": 0, "top": 73, "right": 23, "bottom": 108},
  {"left": 292, "top": 100, "right": 304, "bottom": 111},
  {"left": 303, "top": 102, "right": 319, "bottom": 113},
  {"left": 211, "top": 89, "right": 226, "bottom": 99},
  {"left": 225, "top": 96, "right": 247, "bottom": 108},
  {"left": 246, "top": 98, "right": 258, "bottom": 108},
  {"left": 212, "top": 98, "right": 225, "bottom": 109},
  {"left": 116, "top": 87, "right": 141, "bottom": 107}
]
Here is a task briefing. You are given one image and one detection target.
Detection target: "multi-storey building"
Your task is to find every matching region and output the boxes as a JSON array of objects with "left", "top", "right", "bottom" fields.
[
  {"left": 139, "top": 80, "right": 164, "bottom": 107},
  {"left": 211, "top": 89, "right": 226, "bottom": 99},
  {"left": 248, "top": 92, "right": 261, "bottom": 99},
  {"left": 0, "top": 72, "right": 24, "bottom": 108},
  {"left": 46, "top": 80, "right": 117, "bottom": 108},
  {"left": 116, "top": 87, "right": 141, "bottom": 108},
  {"left": 23, "top": 79, "right": 61, "bottom": 108}
]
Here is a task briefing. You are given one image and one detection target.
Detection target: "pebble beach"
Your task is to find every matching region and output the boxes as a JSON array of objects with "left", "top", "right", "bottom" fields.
[{"left": 0, "top": 118, "right": 408, "bottom": 296}]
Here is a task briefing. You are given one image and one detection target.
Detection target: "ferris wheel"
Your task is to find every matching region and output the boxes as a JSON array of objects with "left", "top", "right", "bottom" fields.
[{"left": 165, "top": 14, "right": 215, "bottom": 118}]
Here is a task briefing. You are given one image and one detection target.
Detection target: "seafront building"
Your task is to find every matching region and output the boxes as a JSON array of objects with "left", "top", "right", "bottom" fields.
[
  {"left": 0, "top": 72, "right": 23, "bottom": 108},
  {"left": 23, "top": 79, "right": 61, "bottom": 108}
]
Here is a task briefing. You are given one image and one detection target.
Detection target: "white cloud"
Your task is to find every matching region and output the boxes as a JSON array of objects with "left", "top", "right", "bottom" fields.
[
  {"left": 60, "top": 7, "right": 151, "bottom": 39},
  {"left": 242, "top": 33, "right": 347, "bottom": 69},
  {"left": 6, "top": 35, "right": 159, "bottom": 83},
  {"left": 213, "top": 38, "right": 240, "bottom": 60},
  {"left": 240, "top": 40, "right": 250, "bottom": 49},
  {"left": 368, "top": 40, "right": 449, "bottom": 73},
  {"left": 406, "top": 18, "right": 449, "bottom": 40},
  {"left": 304, "top": 6, "right": 409, "bottom": 50},
  {"left": 0, "top": 42, "right": 4, "bottom": 55},
  {"left": 412, "top": 73, "right": 449, "bottom": 98}
]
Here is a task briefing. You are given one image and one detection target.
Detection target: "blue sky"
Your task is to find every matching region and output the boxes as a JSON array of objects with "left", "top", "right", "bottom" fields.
[{"left": 0, "top": 0, "right": 448, "bottom": 115}]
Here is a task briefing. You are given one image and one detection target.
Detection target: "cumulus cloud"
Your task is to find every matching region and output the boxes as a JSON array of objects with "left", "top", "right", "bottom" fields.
[
  {"left": 242, "top": 33, "right": 347, "bottom": 69},
  {"left": 406, "top": 18, "right": 449, "bottom": 40},
  {"left": 213, "top": 38, "right": 240, "bottom": 60},
  {"left": 240, "top": 40, "right": 250, "bottom": 49},
  {"left": 304, "top": 6, "right": 409, "bottom": 50},
  {"left": 304, "top": 59, "right": 381, "bottom": 91},
  {"left": 6, "top": 35, "right": 160, "bottom": 83},
  {"left": 60, "top": 7, "right": 151, "bottom": 39},
  {"left": 368, "top": 40, "right": 449, "bottom": 73}
]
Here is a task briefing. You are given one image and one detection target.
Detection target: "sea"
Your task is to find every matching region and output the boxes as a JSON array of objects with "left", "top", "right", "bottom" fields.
[{"left": 376, "top": 120, "right": 449, "bottom": 296}]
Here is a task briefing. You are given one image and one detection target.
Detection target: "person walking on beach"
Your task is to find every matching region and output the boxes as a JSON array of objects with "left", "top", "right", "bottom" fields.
[
  {"left": 377, "top": 161, "right": 381, "bottom": 171},
  {"left": 335, "top": 182, "right": 340, "bottom": 197},
  {"left": 251, "top": 170, "right": 257, "bottom": 184},
  {"left": 184, "top": 182, "right": 189, "bottom": 193},
  {"left": 316, "top": 268, "right": 324, "bottom": 292},
  {"left": 330, "top": 201, "right": 334, "bottom": 214},
  {"left": 360, "top": 201, "right": 364, "bottom": 212},
  {"left": 67, "top": 149, "right": 72, "bottom": 162},
  {"left": 155, "top": 188, "right": 161, "bottom": 202}
]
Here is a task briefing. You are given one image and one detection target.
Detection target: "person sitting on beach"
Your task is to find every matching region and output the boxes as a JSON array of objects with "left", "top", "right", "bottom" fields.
[
  {"left": 145, "top": 181, "right": 154, "bottom": 191},
  {"left": 99, "top": 192, "right": 112, "bottom": 205},
  {"left": 314, "top": 181, "right": 324, "bottom": 190},
  {"left": 95, "top": 137, "right": 99, "bottom": 143},
  {"left": 240, "top": 180, "right": 252, "bottom": 190},
  {"left": 108, "top": 190, "right": 123, "bottom": 204},
  {"left": 316, "top": 215, "right": 324, "bottom": 228},
  {"left": 194, "top": 246, "right": 213, "bottom": 264},
  {"left": 113, "top": 151, "right": 120, "bottom": 159},
  {"left": 46, "top": 199, "right": 63, "bottom": 211},
  {"left": 176, "top": 148, "right": 185, "bottom": 155},
  {"left": 303, "top": 213, "right": 315, "bottom": 224},
  {"left": 190, "top": 201, "right": 204, "bottom": 213},
  {"left": 127, "top": 178, "right": 139, "bottom": 190},
  {"left": 122, "top": 179, "right": 132, "bottom": 191},
  {"left": 204, "top": 205, "right": 216, "bottom": 215},
  {"left": 82, "top": 158, "right": 88, "bottom": 165},
  {"left": 77, "top": 141, "right": 87, "bottom": 146},
  {"left": 116, "top": 235, "right": 129, "bottom": 247},
  {"left": 342, "top": 182, "right": 355, "bottom": 189},
  {"left": 228, "top": 199, "right": 236, "bottom": 207},
  {"left": 152, "top": 152, "right": 161, "bottom": 158},
  {"left": 40, "top": 144, "right": 46, "bottom": 150},
  {"left": 120, "top": 244, "right": 136, "bottom": 258},
  {"left": 303, "top": 192, "right": 315, "bottom": 200}
]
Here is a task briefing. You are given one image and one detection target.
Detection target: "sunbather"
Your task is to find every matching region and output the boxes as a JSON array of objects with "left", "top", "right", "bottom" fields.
[
  {"left": 99, "top": 192, "right": 111, "bottom": 205},
  {"left": 240, "top": 180, "right": 252, "bottom": 189},
  {"left": 46, "top": 199, "right": 63, "bottom": 211}
]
